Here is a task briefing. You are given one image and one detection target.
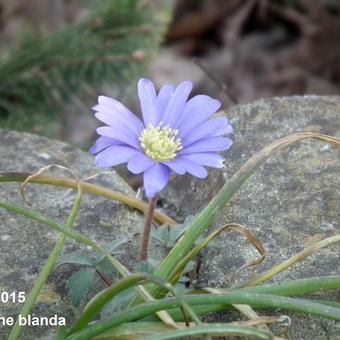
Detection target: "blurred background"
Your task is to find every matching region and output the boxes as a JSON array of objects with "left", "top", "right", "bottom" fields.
[{"left": 0, "top": 0, "right": 339, "bottom": 147}]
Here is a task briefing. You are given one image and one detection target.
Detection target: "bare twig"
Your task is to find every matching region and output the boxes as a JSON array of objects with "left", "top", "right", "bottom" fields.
[{"left": 193, "top": 58, "right": 238, "bottom": 104}]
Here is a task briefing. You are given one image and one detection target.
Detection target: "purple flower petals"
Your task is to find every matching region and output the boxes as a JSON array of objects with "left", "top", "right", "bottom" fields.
[
  {"left": 175, "top": 158, "right": 208, "bottom": 178},
  {"left": 163, "top": 158, "right": 187, "bottom": 175},
  {"left": 181, "top": 152, "right": 225, "bottom": 168},
  {"left": 95, "top": 111, "right": 139, "bottom": 142},
  {"left": 176, "top": 95, "right": 221, "bottom": 138},
  {"left": 165, "top": 157, "right": 210, "bottom": 177},
  {"left": 182, "top": 117, "right": 232, "bottom": 147},
  {"left": 161, "top": 81, "right": 192, "bottom": 127},
  {"left": 180, "top": 136, "right": 233, "bottom": 154},
  {"left": 96, "top": 96, "right": 144, "bottom": 134},
  {"left": 95, "top": 145, "right": 139, "bottom": 168},
  {"left": 138, "top": 78, "right": 158, "bottom": 126},
  {"left": 97, "top": 126, "right": 140, "bottom": 150},
  {"left": 127, "top": 153, "right": 155, "bottom": 174},
  {"left": 156, "top": 85, "right": 174, "bottom": 120},
  {"left": 143, "top": 163, "right": 170, "bottom": 198},
  {"left": 89, "top": 136, "right": 117, "bottom": 154},
  {"left": 90, "top": 78, "right": 233, "bottom": 198}
]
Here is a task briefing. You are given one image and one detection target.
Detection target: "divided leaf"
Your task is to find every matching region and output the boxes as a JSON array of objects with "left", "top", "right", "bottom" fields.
[
  {"left": 66, "top": 268, "right": 96, "bottom": 306},
  {"left": 55, "top": 250, "right": 95, "bottom": 268}
]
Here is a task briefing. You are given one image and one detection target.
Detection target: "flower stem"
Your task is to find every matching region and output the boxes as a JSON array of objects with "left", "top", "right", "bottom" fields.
[{"left": 140, "top": 195, "right": 158, "bottom": 261}]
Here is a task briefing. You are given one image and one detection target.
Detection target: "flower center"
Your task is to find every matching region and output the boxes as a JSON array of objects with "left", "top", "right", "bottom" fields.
[{"left": 139, "top": 123, "right": 182, "bottom": 162}]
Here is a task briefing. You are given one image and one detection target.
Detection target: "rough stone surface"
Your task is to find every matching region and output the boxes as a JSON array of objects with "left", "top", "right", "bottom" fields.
[
  {"left": 0, "top": 130, "right": 162, "bottom": 339},
  {"left": 161, "top": 96, "right": 340, "bottom": 339}
]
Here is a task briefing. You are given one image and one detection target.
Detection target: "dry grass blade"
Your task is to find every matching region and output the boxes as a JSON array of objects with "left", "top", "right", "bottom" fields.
[
  {"left": 169, "top": 223, "right": 265, "bottom": 286},
  {"left": 210, "top": 223, "right": 266, "bottom": 277},
  {"left": 227, "top": 223, "right": 266, "bottom": 275},
  {"left": 20, "top": 164, "right": 77, "bottom": 208},
  {"left": 201, "top": 224, "right": 268, "bottom": 334},
  {"left": 1, "top": 171, "right": 175, "bottom": 224},
  {"left": 240, "top": 234, "right": 340, "bottom": 287}
]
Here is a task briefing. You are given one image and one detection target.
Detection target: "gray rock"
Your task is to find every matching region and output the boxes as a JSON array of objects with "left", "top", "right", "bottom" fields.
[
  {"left": 162, "top": 96, "right": 340, "bottom": 339},
  {"left": 0, "top": 130, "right": 155, "bottom": 339}
]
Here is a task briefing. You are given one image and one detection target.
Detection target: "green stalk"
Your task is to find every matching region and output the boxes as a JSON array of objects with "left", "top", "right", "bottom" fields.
[
  {"left": 67, "top": 292, "right": 340, "bottom": 339},
  {"left": 8, "top": 183, "right": 83, "bottom": 340},
  {"left": 0, "top": 172, "right": 175, "bottom": 225},
  {"left": 143, "top": 324, "right": 273, "bottom": 340}
]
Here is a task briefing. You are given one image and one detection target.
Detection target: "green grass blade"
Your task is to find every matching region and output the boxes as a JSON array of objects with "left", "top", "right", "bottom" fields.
[
  {"left": 8, "top": 183, "right": 83, "bottom": 340},
  {"left": 91, "top": 322, "right": 273, "bottom": 340},
  {"left": 139, "top": 324, "right": 273, "bottom": 340},
  {"left": 68, "top": 273, "right": 202, "bottom": 335},
  {"left": 166, "top": 276, "right": 340, "bottom": 321},
  {"left": 67, "top": 292, "right": 340, "bottom": 339},
  {"left": 236, "top": 275, "right": 340, "bottom": 295}
]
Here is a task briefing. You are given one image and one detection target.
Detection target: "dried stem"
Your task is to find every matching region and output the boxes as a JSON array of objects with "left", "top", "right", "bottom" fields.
[
  {"left": 140, "top": 195, "right": 158, "bottom": 261},
  {"left": 193, "top": 58, "right": 238, "bottom": 104}
]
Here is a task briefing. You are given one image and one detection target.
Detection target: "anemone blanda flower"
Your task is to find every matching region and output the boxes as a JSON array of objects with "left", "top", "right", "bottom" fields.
[{"left": 89, "top": 79, "right": 233, "bottom": 198}]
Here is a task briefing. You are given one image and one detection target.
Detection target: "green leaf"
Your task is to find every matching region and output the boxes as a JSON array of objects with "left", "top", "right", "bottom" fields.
[
  {"left": 66, "top": 268, "right": 96, "bottom": 306},
  {"left": 55, "top": 250, "right": 95, "bottom": 268},
  {"left": 96, "top": 238, "right": 130, "bottom": 262},
  {"left": 152, "top": 215, "right": 197, "bottom": 248},
  {"left": 96, "top": 258, "right": 117, "bottom": 275},
  {"left": 137, "top": 260, "right": 156, "bottom": 274},
  {"left": 100, "top": 287, "right": 135, "bottom": 318}
]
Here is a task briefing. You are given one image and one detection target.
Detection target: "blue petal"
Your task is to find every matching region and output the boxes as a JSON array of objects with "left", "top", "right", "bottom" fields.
[
  {"left": 162, "top": 158, "right": 187, "bottom": 175},
  {"left": 176, "top": 95, "right": 221, "bottom": 138},
  {"left": 89, "top": 136, "right": 118, "bottom": 154},
  {"left": 182, "top": 117, "right": 232, "bottom": 147},
  {"left": 181, "top": 152, "right": 225, "bottom": 168},
  {"left": 161, "top": 81, "right": 192, "bottom": 127},
  {"left": 156, "top": 85, "right": 174, "bottom": 123},
  {"left": 172, "top": 158, "right": 208, "bottom": 178},
  {"left": 143, "top": 163, "right": 170, "bottom": 198},
  {"left": 95, "top": 96, "right": 144, "bottom": 134},
  {"left": 180, "top": 137, "right": 233, "bottom": 154},
  {"left": 138, "top": 78, "right": 158, "bottom": 127},
  {"left": 127, "top": 153, "right": 155, "bottom": 174},
  {"left": 95, "top": 145, "right": 139, "bottom": 168},
  {"left": 95, "top": 112, "right": 140, "bottom": 142},
  {"left": 96, "top": 126, "right": 141, "bottom": 150}
]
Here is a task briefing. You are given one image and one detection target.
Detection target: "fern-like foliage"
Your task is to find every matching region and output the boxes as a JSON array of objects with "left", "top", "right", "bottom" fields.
[{"left": 0, "top": 0, "right": 164, "bottom": 134}]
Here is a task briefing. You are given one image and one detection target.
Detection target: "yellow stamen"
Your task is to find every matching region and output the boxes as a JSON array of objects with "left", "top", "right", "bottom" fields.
[{"left": 140, "top": 123, "right": 182, "bottom": 162}]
